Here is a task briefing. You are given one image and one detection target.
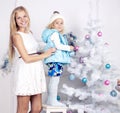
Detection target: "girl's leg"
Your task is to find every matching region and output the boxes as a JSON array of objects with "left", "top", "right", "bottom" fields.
[
  {"left": 47, "top": 76, "right": 65, "bottom": 106},
  {"left": 29, "top": 94, "right": 42, "bottom": 113},
  {"left": 17, "top": 96, "right": 30, "bottom": 113}
]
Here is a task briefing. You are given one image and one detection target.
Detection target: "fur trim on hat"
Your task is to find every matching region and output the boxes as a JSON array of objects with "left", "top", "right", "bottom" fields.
[{"left": 48, "top": 11, "right": 64, "bottom": 24}]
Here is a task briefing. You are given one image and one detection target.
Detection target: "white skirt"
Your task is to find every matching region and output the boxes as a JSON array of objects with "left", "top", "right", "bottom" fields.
[{"left": 13, "top": 58, "right": 46, "bottom": 96}]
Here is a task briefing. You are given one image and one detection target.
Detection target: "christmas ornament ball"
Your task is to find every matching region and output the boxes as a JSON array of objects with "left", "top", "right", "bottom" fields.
[
  {"left": 79, "top": 57, "right": 84, "bottom": 63},
  {"left": 104, "top": 80, "right": 110, "bottom": 85},
  {"left": 110, "top": 90, "right": 117, "bottom": 97},
  {"left": 105, "top": 63, "right": 111, "bottom": 69},
  {"left": 69, "top": 74, "right": 75, "bottom": 80},
  {"left": 85, "top": 34, "right": 90, "bottom": 39},
  {"left": 82, "top": 77, "right": 87, "bottom": 83},
  {"left": 97, "top": 31, "right": 102, "bottom": 37},
  {"left": 67, "top": 110, "right": 73, "bottom": 113},
  {"left": 74, "top": 46, "right": 79, "bottom": 51},
  {"left": 57, "top": 95, "right": 61, "bottom": 101}
]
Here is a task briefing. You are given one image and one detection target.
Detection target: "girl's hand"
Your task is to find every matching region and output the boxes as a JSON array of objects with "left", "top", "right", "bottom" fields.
[
  {"left": 70, "top": 46, "right": 74, "bottom": 51},
  {"left": 49, "top": 48, "right": 56, "bottom": 53},
  {"left": 44, "top": 48, "right": 56, "bottom": 57}
]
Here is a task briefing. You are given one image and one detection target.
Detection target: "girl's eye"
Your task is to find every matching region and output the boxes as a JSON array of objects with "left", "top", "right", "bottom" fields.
[
  {"left": 55, "top": 22, "right": 59, "bottom": 24},
  {"left": 16, "top": 17, "right": 21, "bottom": 20},
  {"left": 24, "top": 15, "right": 27, "bottom": 18}
]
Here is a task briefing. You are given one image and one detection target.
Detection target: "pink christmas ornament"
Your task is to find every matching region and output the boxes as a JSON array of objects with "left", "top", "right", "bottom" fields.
[
  {"left": 104, "top": 42, "right": 109, "bottom": 46},
  {"left": 97, "top": 31, "right": 102, "bottom": 37},
  {"left": 85, "top": 34, "right": 90, "bottom": 39},
  {"left": 79, "top": 57, "right": 84, "bottom": 63},
  {"left": 74, "top": 46, "right": 79, "bottom": 51},
  {"left": 67, "top": 110, "right": 73, "bottom": 113},
  {"left": 104, "top": 80, "right": 110, "bottom": 85},
  {"left": 99, "top": 93, "right": 103, "bottom": 96}
]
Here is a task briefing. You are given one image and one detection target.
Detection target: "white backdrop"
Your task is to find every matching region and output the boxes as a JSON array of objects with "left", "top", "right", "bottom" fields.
[{"left": 0, "top": 0, "right": 120, "bottom": 113}]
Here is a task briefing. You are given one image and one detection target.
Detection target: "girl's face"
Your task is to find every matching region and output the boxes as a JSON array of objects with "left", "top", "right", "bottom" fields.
[
  {"left": 15, "top": 10, "right": 29, "bottom": 31},
  {"left": 52, "top": 18, "right": 64, "bottom": 32}
]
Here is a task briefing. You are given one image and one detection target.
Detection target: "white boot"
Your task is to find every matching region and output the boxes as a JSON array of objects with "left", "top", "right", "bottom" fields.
[{"left": 47, "top": 77, "right": 66, "bottom": 107}]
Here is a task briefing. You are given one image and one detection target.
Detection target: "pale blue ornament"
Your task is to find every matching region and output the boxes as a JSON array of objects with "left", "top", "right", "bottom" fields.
[
  {"left": 69, "top": 74, "right": 75, "bottom": 81},
  {"left": 110, "top": 90, "right": 117, "bottom": 97}
]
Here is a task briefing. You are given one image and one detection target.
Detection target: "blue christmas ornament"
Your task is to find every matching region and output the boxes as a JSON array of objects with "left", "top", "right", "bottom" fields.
[
  {"left": 69, "top": 74, "right": 75, "bottom": 81},
  {"left": 105, "top": 64, "right": 111, "bottom": 69},
  {"left": 81, "top": 77, "right": 87, "bottom": 83},
  {"left": 110, "top": 90, "right": 117, "bottom": 97},
  {"left": 57, "top": 95, "right": 60, "bottom": 101}
]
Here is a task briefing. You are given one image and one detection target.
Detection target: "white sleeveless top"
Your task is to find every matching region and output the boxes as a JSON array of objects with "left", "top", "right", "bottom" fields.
[{"left": 13, "top": 32, "right": 46, "bottom": 95}]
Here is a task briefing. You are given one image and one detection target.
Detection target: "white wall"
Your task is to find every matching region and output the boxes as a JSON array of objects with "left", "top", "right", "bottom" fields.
[
  {"left": 16, "top": 0, "right": 120, "bottom": 65},
  {"left": 0, "top": 0, "right": 120, "bottom": 113},
  {"left": 0, "top": 1, "right": 16, "bottom": 113}
]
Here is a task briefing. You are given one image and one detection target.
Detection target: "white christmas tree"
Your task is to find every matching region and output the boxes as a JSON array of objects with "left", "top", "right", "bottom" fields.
[
  {"left": 60, "top": 20, "right": 120, "bottom": 113},
  {"left": 59, "top": 0, "right": 120, "bottom": 113}
]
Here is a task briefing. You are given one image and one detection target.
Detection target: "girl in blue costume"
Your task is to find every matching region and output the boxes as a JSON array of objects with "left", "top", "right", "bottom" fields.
[{"left": 42, "top": 11, "right": 74, "bottom": 106}]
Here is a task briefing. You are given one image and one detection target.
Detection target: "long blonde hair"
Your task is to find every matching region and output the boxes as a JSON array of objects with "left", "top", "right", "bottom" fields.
[{"left": 9, "top": 6, "right": 30, "bottom": 62}]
